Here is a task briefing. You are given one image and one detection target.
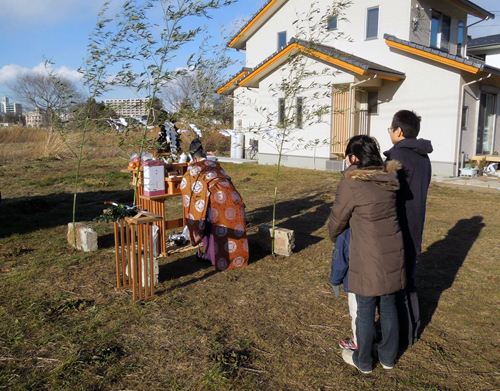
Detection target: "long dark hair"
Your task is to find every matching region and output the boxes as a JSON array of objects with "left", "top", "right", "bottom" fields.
[{"left": 345, "top": 135, "right": 383, "bottom": 168}]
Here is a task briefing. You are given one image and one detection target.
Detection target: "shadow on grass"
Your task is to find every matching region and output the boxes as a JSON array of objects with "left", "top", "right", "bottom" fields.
[
  {"left": 248, "top": 193, "right": 330, "bottom": 252},
  {"left": 418, "top": 215, "right": 485, "bottom": 334},
  {"left": 0, "top": 190, "right": 134, "bottom": 238},
  {"left": 156, "top": 230, "right": 271, "bottom": 292},
  {"left": 158, "top": 253, "right": 215, "bottom": 288}
]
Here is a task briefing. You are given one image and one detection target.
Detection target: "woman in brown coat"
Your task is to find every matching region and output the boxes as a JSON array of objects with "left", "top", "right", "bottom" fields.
[{"left": 329, "top": 135, "right": 406, "bottom": 374}]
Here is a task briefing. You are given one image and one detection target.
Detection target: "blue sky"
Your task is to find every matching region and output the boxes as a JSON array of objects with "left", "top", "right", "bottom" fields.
[{"left": 1, "top": 0, "right": 499, "bottom": 104}]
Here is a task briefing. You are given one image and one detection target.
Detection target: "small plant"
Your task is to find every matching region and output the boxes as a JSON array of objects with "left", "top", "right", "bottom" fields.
[
  {"left": 95, "top": 203, "right": 138, "bottom": 223},
  {"left": 478, "top": 157, "right": 488, "bottom": 170},
  {"left": 493, "top": 151, "right": 499, "bottom": 155},
  {"left": 469, "top": 159, "right": 477, "bottom": 169}
]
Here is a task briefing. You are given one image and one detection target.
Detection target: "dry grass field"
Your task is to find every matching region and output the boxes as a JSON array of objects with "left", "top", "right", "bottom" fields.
[{"left": 0, "top": 128, "right": 499, "bottom": 390}]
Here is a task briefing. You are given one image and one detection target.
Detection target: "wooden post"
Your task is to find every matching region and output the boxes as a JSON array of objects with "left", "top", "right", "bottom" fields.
[{"left": 114, "top": 221, "right": 121, "bottom": 288}]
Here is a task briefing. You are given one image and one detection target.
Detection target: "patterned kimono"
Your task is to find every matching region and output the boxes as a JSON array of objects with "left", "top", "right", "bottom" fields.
[{"left": 180, "top": 159, "right": 249, "bottom": 271}]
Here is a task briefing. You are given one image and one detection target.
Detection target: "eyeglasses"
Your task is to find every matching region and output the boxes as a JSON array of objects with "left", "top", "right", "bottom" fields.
[{"left": 387, "top": 127, "right": 393, "bottom": 134}]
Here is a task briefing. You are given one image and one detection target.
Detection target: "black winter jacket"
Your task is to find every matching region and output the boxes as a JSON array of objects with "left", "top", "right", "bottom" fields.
[{"left": 383, "top": 138, "right": 433, "bottom": 257}]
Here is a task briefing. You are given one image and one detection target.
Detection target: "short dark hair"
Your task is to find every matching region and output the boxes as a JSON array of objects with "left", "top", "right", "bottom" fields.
[
  {"left": 192, "top": 149, "right": 207, "bottom": 159},
  {"left": 391, "top": 110, "right": 421, "bottom": 138},
  {"left": 189, "top": 138, "right": 206, "bottom": 159},
  {"left": 345, "top": 135, "right": 383, "bottom": 168}
]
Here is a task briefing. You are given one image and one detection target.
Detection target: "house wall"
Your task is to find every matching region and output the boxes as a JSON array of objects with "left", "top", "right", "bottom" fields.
[
  {"left": 245, "top": 0, "right": 413, "bottom": 69},
  {"left": 321, "top": 0, "right": 412, "bottom": 58},
  {"left": 485, "top": 50, "right": 500, "bottom": 69},
  {"left": 410, "top": 0, "right": 468, "bottom": 55},
  {"left": 231, "top": 0, "right": 489, "bottom": 176},
  {"left": 461, "top": 77, "right": 500, "bottom": 160},
  {"left": 241, "top": 61, "right": 356, "bottom": 169}
]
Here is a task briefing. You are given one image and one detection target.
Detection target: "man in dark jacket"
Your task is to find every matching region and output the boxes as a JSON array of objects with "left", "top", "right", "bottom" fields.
[{"left": 384, "top": 110, "right": 433, "bottom": 351}]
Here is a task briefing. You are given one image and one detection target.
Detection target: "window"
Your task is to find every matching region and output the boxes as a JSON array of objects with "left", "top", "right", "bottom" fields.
[
  {"left": 278, "top": 98, "right": 285, "bottom": 126},
  {"left": 430, "top": 11, "right": 441, "bottom": 47},
  {"left": 441, "top": 15, "right": 451, "bottom": 52},
  {"left": 367, "top": 91, "right": 378, "bottom": 114},
  {"left": 430, "top": 10, "right": 451, "bottom": 52},
  {"left": 278, "top": 31, "right": 287, "bottom": 51},
  {"left": 327, "top": 15, "right": 338, "bottom": 30},
  {"left": 461, "top": 106, "right": 468, "bottom": 130},
  {"left": 296, "top": 97, "right": 303, "bottom": 127},
  {"left": 457, "top": 21, "right": 465, "bottom": 56},
  {"left": 366, "top": 7, "right": 379, "bottom": 40}
]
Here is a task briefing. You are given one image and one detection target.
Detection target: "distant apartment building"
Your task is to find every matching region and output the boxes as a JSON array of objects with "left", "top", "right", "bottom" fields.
[
  {"left": 1, "top": 97, "right": 22, "bottom": 115},
  {"left": 26, "top": 108, "right": 49, "bottom": 127},
  {"left": 105, "top": 98, "right": 149, "bottom": 118}
]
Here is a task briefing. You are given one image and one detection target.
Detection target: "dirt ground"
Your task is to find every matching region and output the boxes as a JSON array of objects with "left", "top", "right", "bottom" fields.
[{"left": 0, "top": 157, "right": 499, "bottom": 390}]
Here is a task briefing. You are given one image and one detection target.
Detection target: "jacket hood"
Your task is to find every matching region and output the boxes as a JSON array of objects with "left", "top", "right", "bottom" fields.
[
  {"left": 344, "top": 160, "right": 401, "bottom": 191},
  {"left": 383, "top": 138, "right": 433, "bottom": 157}
]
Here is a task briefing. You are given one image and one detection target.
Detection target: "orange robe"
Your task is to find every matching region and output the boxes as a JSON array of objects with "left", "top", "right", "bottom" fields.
[{"left": 180, "top": 159, "right": 249, "bottom": 271}]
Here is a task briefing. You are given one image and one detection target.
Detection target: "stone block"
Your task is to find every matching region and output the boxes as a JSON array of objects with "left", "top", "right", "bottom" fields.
[
  {"left": 67, "top": 223, "right": 98, "bottom": 252},
  {"left": 257, "top": 224, "right": 295, "bottom": 256}
]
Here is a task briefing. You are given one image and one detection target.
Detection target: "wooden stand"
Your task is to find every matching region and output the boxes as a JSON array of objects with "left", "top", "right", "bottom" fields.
[
  {"left": 122, "top": 162, "right": 189, "bottom": 256},
  {"left": 114, "top": 211, "right": 162, "bottom": 301}
]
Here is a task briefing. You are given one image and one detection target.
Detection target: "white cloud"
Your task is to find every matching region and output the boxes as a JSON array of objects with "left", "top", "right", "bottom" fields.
[
  {"left": 0, "top": 64, "right": 27, "bottom": 84},
  {"left": 0, "top": 63, "right": 83, "bottom": 89}
]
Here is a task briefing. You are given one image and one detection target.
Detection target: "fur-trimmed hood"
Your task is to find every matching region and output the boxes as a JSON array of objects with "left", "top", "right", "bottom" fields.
[{"left": 344, "top": 160, "right": 401, "bottom": 191}]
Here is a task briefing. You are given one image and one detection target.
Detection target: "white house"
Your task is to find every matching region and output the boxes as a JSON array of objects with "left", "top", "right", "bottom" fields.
[
  {"left": 468, "top": 34, "right": 500, "bottom": 69},
  {"left": 218, "top": 0, "right": 500, "bottom": 176}
]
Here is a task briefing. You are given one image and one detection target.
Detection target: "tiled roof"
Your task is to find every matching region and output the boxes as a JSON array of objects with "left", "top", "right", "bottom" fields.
[
  {"left": 468, "top": 34, "right": 500, "bottom": 48},
  {"left": 218, "top": 38, "right": 405, "bottom": 94},
  {"left": 300, "top": 39, "right": 405, "bottom": 77},
  {"left": 385, "top": 34, "right": 500, "bottom": 78},
  {"left": 384, "top": 34, "right": 485, "bottom": 68}
]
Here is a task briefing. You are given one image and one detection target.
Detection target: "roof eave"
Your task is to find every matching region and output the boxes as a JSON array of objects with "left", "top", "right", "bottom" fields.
[
  {"left": 385, "top": 34, "right": 483, "bottom": 74},
  {"left": 237, "top": 41, "right": 405, "bottom": 89},
  {"left": 448, "top": 0, "right": 495, "bottom": 20},
  {"left": 228, "top": 0, "right": 288, "bottom": 50}
]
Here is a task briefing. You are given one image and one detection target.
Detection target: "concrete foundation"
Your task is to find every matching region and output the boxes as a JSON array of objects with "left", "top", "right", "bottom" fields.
[
  {"left": 258, "top": 224, "right": 295, "bottom": 256},
  {"left": 67, "top": 223, "right": 98, "bottom": 252}
]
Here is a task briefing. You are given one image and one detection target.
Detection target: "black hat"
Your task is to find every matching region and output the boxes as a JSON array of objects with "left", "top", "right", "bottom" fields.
[{"left": 189, "top": 138, "right": 203, "bottom": 154}]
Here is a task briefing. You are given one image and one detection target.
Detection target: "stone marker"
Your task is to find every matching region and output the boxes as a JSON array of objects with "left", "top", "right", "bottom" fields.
[
  {"left": 258, "top": 224, "right": 295, "bottom": 256},
  {"left": 67, "top": 223, "right": 98, "bottom": 252}
]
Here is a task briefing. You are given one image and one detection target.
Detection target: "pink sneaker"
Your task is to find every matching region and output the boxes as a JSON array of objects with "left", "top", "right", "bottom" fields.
[{"left": 339, "top": 338, "right": 358, "bottom": 350}]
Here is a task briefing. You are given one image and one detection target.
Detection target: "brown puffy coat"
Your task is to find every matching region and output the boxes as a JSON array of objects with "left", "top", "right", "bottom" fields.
[{"left": 328, "top": 160, "right": 406, "bottom": 297}]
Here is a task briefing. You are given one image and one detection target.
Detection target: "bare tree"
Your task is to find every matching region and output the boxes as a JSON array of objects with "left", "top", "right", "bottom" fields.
[
  {"left": 8, "top": 72, "right": 81, "bottom": 124},
  {"left": 161, "top": 33, "right": 237, "bottom": 129}
]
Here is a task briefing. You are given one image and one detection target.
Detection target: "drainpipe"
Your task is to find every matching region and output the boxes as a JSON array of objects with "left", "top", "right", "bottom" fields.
[
  {"left": 454, "top": 73, "right": 491, "bottom": 177},
  {"left": 467, "top": 16, "right": 490, "bottom": 29},
  {"left": 349, "top": 75, "right": 378, "bottom": 138}
]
